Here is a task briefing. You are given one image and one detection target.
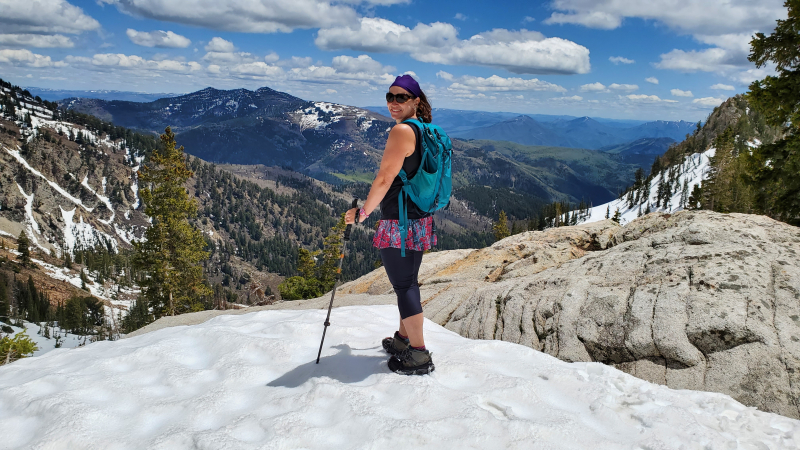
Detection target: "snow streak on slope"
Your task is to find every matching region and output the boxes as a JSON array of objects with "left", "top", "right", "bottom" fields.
[
  {"left": 0, "top": 306, "right": 797, "bottom": 449},
  {"left": 580, "top": 148, "right": 716, "bottom": 225}
]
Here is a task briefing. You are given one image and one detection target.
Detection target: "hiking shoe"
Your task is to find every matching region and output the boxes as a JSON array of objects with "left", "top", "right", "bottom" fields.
[
  {"left": 388, "top": 347, "right": 435, "bottom": 375},
  {"left": 382, "top": 331, "right": 409, "bottom": 355}
]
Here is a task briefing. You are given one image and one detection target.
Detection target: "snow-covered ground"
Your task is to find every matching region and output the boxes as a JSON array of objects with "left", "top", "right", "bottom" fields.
[
  {"left": 1, "top": 305, "right": 797, "bottom": 449},
  {"left": 578, "top": 148, "right": 716, "bottom": 225}
]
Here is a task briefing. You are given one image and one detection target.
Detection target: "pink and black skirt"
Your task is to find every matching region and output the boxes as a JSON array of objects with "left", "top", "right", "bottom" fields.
[{"left": 372, "top": 216, "right": 437, "bottom": 252}]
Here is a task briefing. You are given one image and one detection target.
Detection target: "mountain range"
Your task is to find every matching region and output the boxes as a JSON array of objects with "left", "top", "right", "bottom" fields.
[{"left": 62, "top": 86, "right": 648, "bottom": 213}]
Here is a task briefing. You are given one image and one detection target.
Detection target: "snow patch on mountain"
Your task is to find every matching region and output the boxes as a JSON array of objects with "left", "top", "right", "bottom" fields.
[
  {"left": 578, "top": 147, "right": 716, "bottom": 225},
  {"left": 0, "top": 305, "right": 797, "bottom": 449}
]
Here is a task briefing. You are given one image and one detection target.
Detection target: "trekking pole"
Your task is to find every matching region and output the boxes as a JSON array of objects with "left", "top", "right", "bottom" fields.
[{"left": 316, "top": 198, "right": 359, "bottom": 364}]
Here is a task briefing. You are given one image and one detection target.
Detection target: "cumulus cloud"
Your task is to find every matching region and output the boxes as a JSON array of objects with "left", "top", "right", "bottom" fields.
[
  {"left": 609, "top": 56, "right": 634, "bottom": 64},
  {"left": 316, "top": 18, "right": 590, "bottom": 74},
  {"left": 287, "top": 64, "right": 394, "bottom": 85},
  {"left": 278, "top": 56, "right": 313, "bottom": 68},
  {"left": 0, "top": 34, "right": 73, "bottom": 48},
  {"left": 544, "top": 0, "right": 784, "bottom": 36},
  {"left": 645, "top": 77, "right": 659, "bottom": 84},
  {"left": 66, "top": 53, "right": 202, "bottom": 73},
  {"left": 625, "top": 94, "right": 678, "bottom": 103},
  {"left": 454, "top": 13, "right": 467, "bottom": 21},
  {"left": 580, "top": 82, "right": 606, "bottom": 92},
  {"left": 671, "top": 88, "right": 694, "bottom": 97},
  {"left": 264, "top": 52, "right": 280, "bottom": 64},
  {"left": 692, "top": 96, "right": 726, "bottom": 107},
  {"left": 331, "top": 54, "right": 394, "bottom": 74},
  {"left": 436, "top": 70, "right": 454, "bottom": 81},
  {"left": 710, "top": 83, "right": 735, "bottom": 90},
  {"left": 446, "top": 75, "right": 567, "bottom": 93},
  {"left": 0, "top": 0, "right": 100, "bottom": 35},
  {"left": 546, "top": 1, "right": 784, "bottom": 81},
  {"left": 205, "top": 37, "right": 235, "bottom": 52},
  {"left": 608, "top": 83, "right": 638, "bottom": 92},
  {"left": 126, "top": 29, "right": 191, "bottom": 48},
  {"left": 100, "top": 0, "right": 360, "bottom": 33},
  {"left": 0, "top": 49, "right": 65, "bottom": 67}
]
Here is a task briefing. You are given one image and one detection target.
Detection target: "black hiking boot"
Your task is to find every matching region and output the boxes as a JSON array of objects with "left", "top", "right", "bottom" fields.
[
  {"left": 388, "top": 347, "right": 435, "bottom": 375},
  {"left": 382, "top": 331, "right": 409, "bottom": 355}
]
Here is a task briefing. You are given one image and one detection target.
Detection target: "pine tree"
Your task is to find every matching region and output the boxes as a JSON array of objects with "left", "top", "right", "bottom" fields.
[
  {"left": 17, "top": 232, "right": 30, "bottom": 267},
  {"left": 0, "top": 275, "right": 8, "bottom": 319},
  {"left": 746, "top": 1, "right": 800, "bottom": 224},
  {"left": 605, "top": 205, "right": 610, "bottom": 219},
  {"left": 318, "top": 215, "right": 346, "bottom": 293},
  {"left": 133, "top": 127, "right": 211, "bottom": 319},
  {"left": 611, "top": 208, "right": 621, "bottom": 224},
  {"left": 493, "top": 211, "right": 510, "bottom": 241}
]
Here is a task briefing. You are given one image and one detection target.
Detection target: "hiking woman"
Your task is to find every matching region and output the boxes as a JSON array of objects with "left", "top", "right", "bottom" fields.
[{"left": 344, "top": 75, "right": 436, "bottom": 375}]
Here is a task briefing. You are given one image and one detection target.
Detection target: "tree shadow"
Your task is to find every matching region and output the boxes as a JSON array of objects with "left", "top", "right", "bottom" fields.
[{"left": 267, "top": 344, "right": 388, "bottom": 388}]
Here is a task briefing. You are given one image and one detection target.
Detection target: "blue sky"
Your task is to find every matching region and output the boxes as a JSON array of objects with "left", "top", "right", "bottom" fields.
[{"left": 0, "top": 0, "right": 786, "bottom": 120}]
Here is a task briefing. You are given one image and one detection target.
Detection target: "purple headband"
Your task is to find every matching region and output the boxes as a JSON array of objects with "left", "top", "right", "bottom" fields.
[{"left": 390, "top": 74, "right": 422, "bottom": 98}]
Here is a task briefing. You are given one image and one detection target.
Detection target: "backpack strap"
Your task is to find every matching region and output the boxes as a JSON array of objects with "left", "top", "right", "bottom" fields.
[{"left": 398, "top": 119, "right": 422, "bottom": 258}]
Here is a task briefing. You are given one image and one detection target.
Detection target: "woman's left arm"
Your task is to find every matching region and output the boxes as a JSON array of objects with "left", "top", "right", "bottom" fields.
[{"left": 345, "top": 124, "right": 416, "bottom": 224}]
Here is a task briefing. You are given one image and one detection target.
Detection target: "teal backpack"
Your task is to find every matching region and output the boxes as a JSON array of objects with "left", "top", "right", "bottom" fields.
[{"left": 396, "top": 118, "right": 453, "bottom": 256}]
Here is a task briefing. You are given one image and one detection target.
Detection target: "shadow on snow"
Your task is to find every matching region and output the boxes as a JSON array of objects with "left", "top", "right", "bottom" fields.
[{"left": 267, "top": 344, "right": 388, "bottom": 388}]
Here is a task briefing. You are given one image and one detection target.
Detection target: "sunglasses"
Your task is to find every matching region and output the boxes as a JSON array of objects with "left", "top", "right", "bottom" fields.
[{"left": 386, "top": 92, "right": 416, "bottom": 103}]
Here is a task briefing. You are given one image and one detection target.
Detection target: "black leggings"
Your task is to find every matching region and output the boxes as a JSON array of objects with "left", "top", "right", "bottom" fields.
[{"left": 380, "top": 248, "right": 424, "bottom": 319}]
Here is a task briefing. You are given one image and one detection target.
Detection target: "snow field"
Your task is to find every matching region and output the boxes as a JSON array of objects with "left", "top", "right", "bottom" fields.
[{"left": 0, "top": 305, "right": 797, "bottom": 449}]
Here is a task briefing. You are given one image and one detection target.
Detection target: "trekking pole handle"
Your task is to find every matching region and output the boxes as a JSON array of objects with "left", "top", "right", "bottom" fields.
[{"left": 344, "top": 198, "right": 358, "bottom": 241}]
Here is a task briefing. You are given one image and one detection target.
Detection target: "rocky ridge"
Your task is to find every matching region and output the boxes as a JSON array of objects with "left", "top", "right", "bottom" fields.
[{"left": 132, "top": 210, "right": 800, "bottom": 419}]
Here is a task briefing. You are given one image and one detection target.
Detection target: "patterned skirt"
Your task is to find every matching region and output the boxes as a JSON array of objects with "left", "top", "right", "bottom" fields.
[{"left": 373, "top": 216, "right": 437, "bottom": 251}]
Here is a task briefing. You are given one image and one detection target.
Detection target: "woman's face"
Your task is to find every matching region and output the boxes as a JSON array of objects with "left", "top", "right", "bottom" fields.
[{"left": 387, "top": 86, "right": 419, "bottom": 122}]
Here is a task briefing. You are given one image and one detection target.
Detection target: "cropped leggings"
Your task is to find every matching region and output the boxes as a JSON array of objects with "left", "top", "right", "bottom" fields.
[{"left": 380, "top": 248, "right": 424, "bottom": 319}]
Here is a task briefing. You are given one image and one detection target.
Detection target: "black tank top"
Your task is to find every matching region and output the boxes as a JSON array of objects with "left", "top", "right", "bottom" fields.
[{"left": 380, "top": 122, "right": 430, "bottom": 220}]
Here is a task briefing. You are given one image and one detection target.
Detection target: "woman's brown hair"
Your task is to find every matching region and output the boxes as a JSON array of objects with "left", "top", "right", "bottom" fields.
[{"left": 416, "top": 91, "right": 432, "bottom": 123}]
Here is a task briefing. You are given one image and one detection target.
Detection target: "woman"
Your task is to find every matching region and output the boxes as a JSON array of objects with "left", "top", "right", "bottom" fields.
[{"left": 344, "top": 74, "right": 436, "bottom": 376}]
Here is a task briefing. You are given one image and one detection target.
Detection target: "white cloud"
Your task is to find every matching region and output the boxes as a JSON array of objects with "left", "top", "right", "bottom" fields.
[
  {"left": 692, "top": 96, "right": 726, "bottom": 107},
  {"left": 0, "top": 0, "right": 100, "bottom": 35},
  {"left": 331, "top": 54, "right": 393, "bottom": 74},
  {"left": 545, "top": 0, "right": 784, "bottom": 36},
  {"left": 67, "top": 53, "right": 202, "bottom": 73},
  {"left": 671, "top": 88, "right": 694, "bottom": 97},
  {"left": 645, "top": 77, "right": 659, "bottom": 84},
  {"left": 547, "top": 1, "right": 784, "bottom": 81},
  {"left": 278, "top": 56, "right": 313, "bottom": 68},
  {"left": 126, "top": 29, "right": 191, "bottom": 48},
  {"left": 446, "top": 75, "right": 567, "bottom": 93},
  {"left": 287, "top": 65, "right": 394, "bottom": 85},
  {"left": 0, "top": 34, "right": 73, "bottom": 48},
  {"left": 100, "top": 0, "right": 360, "bottom": 33},
  {"left": 264, "top": 52, "right": 280, "bottom": 63},
  {"left": 205, "top": 37, "right": 235, "bottom": 52},
  {"left": 609, "top": 56, "right": 634, "bottom": 64},
  {"left": 316, "top": 18, "right": 458, "bottom": 53},
  {"left": 203, "top": 51, "right": 258, "bottom": 65},
  {"left": 609, "top": 83, "right": 638, "bottom": 92},
  {"left": 323, "top": 88, "right": 337, "bottom": 94},
  {"left": 580, "top": 82, "right": 606, "bottom": 92},
  {"left": 436, "top": 71, "right": 454, "bottom": 81},
  {"left": 710, "top": 83, "right": 735, "bottom": 90},
  {"left": 625, "top": 94, "right": 678, "bottom": 103},
  {"left": 0, "top": 49, "right": 64, "bottom": 67},
  {"left": 229, "top": 62, "right": 285, "bottom": 78},
  {"left": 454, "top": 13, "right": 467, "bottom": 21},
  {"left": 523, "top": 16, "right": 536, "bottom": 23},
  {"left": 316, "top": 19, "right": 590, "bottom": 74}
]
